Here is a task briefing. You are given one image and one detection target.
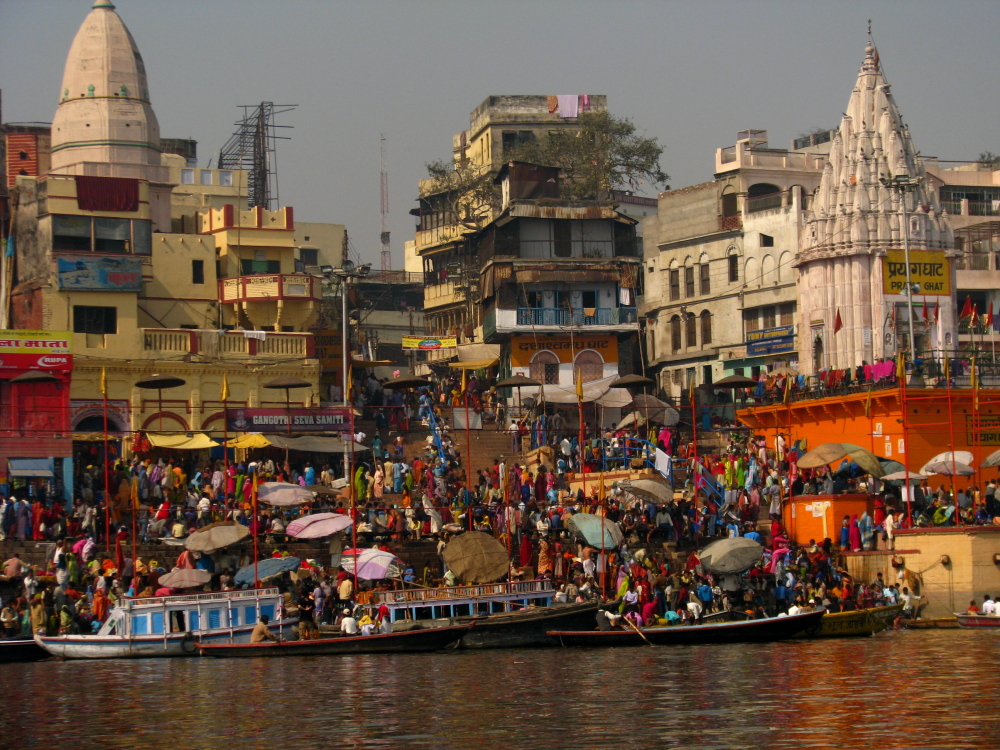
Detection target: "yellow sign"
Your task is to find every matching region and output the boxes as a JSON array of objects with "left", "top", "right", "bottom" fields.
[
  {"left": 402, "top": 336, "right": 458, "bottom": 351},
  {"left": 314, "top": 329, "right": 342, "bottom": 369},
  {"left": 0, "top": 330, "right": 72, "bottom": 353},
  {"left": 882, "top": 250, "right": 950, "bottom": 296},
  {"left": 510, "top": 335, "right": 618, "bottom": 367}
]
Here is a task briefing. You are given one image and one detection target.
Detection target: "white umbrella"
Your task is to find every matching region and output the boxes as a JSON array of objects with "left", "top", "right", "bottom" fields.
[
  {"left": 919, "top": 451, "right": 974, "bottom": 474},
  {"left": 921, "top": 461, "right": 975, "bottom": 477},
  {"left": 880, "top": 470, "right": 923, "bottom": 483},
  {"left": 257, "top": 482, "right": 314, "bottom": 506},
  {"left": 285, "top": 513, "right": 353, "bottom": 539},
  {"left": 158, "top": 568, "right": 212, "bottom": 589}
]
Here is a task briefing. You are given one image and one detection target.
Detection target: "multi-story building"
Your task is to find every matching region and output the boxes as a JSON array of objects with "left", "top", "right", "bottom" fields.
[{"left": 641, "top": 129, "right": 828, "bottom": 398}]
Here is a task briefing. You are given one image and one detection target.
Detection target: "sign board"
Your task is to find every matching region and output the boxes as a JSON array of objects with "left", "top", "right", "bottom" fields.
[
  {"left": 510, "top": 335, "right": 618, "bottom": 367},
  {"left": 882, "top": 249, "right": 950, "bottom": 296},
  {"left": 745, "top": 325, "right": 795, "bottom": 357},
  {"left": 314, "top": 330, "right": 342, "bottom": 370},
  {"left": 57, "top": 255, "right": 143, "bottom": 292},
  {"left": 226, "top": 407, "right": 352, "bottom": 433},
  {"left": 0, "top": 330, "right": 73, "bottom": 370},
  {"left": 969, "top": 414, "right": 1000, "bottom": 446},
  {"left": 402, "top": 336, "right": 458, "bottom": 351}
]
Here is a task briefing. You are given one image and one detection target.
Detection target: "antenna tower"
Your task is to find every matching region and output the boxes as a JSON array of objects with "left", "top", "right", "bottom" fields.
[
  {"left": 380, "top": 134, "right": 391, "bottom": 271},
  {"left": 218, "top": 102, "right": 296, "bottom": 210}
]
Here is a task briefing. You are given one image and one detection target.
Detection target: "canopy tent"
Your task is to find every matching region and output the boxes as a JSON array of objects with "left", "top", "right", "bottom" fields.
[
  {"left": 265, "top": 434, "right": 366, "bottom": 453},
  {"left": 796, "top": 442, "right": 885, "bottom": 478},
  {"left": 516, "top": 374, "right": 633, "bottom": 407},
  {"left": 144, "top": 432, "right": 219, "bottom": 450},
  {"left": 447, "top": 359, "right": 499, "bottom": 370},
  {"left": 257, "top": 482, "right": 314, "bottom": 506},
  {"left": 7, "top": 459, "right": 54, "bottom": 478},
  {"left": 225, "top": 433, "right": 272, "bottom": 449}
]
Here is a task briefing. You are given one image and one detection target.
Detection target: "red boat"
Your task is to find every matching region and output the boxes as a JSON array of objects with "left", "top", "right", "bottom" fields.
[{"left": 955, "top": 613, "right": 1000, "bottom": 629}]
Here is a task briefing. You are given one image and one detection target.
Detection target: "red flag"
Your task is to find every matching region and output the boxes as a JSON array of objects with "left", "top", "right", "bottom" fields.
[
  {"left": 834, "top": 308, "right": 844, "bottom": 334},
  {"left": 985, "top": 301, "right": 994, "bottom": 329},
  {"left": 922, "top": 297, "right": 929, "bottom": 324},
  {"left": 933, "top": 300, "right": 940, "bottom": 324},
  {"left": 960, "top": 296, "right": 974, "bottom": 321}
]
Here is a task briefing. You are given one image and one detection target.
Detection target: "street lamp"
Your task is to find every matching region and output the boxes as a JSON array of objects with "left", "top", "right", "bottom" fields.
[{"left": 880, "top": 174, "right": 922, "bottom": 363}]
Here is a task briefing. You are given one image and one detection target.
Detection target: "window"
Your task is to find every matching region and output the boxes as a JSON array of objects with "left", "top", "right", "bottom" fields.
[
  {"left": 52, "top": 215, "right": 92, "bottom": 252},
  {"left": 553, "top": 222, "right": 572, "bottom": 257},
  {"left": 200, "top": 170, "right": 213, "bottom": 185},
  {"left": 669, "top": 269, "right": 680, "bottom": 301},
  {"left": 760, "top": 233, "right": 774, "bottom": 247},
  {"left": 670, "top": 316, "right": 682, "bottom": 352},
  {"left": 701, "top": 310, "right": 712, "bottom": 344},
  {"left": 94, "top": 218, "right": 130, "bottom": 253},
  {"left": 300, "top": 248, "right": 318, "bottom": 267},
  {"left": 580, "top": 289, "right": 597, "bottom": 309},
  {"left": 241, "top": 259, "right": 281, "bottom": 275},
  {"left": 762, "top": 306, "right": 777, "bottom": 329},
  {"left": 779, "top": 302, "right": 795, "bottom": 327},
  {"left": 51, "top": 215, "right": 150, "bottom": 254},
  {"left": 192, "top": 259, "right": 205, "bottom": 285},
  {"left": 529, "top": 351, "right": 560, "bottom": 385},
  {"left": 699, "top": 264, "right": 710, "bottom": 295},
  {"left": 728, "top": 254, "right": 739, "bottom": 282},
  {"left": 721, "top": 193, "right": 738, "bottom": 217},
  {"left": 684, "top": 266, "right": 695, "bottom": 298},
  {"left": 73, "top": 305, "right": 117, "bottom": 335},
  {"left": 686, "top": 313, "right": 697, "bottom": 348},
  {"left": 744, "top": 309, "right": 759, "bottom": 334},
  {"left": 574, "top": 350, "right": 604, "bottom": 383},
  {"left": 180, "top": 169, "right": 194, "bottom": 184},
  {"left": 18, "top": 151, "right": 29, "bottom": 160},
  {"left": 133, "top": 220, "right": 152, "bottom": 255},
  {"left": 501, "top": 131, "right": 518, "bottom": 152},
  {"left": 218, "top": 170, "right": 233, "bottom": 187}
]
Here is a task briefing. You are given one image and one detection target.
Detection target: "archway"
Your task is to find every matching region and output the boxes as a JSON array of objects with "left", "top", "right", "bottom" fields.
[
  {"left": 573, "top": 349, "right": 604, "bottom": 384},
  {"left": 529, "top": 350, "right": 560, "bottom": 385}
]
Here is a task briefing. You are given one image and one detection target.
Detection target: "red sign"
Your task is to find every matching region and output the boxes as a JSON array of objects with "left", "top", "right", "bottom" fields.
[
  {"left": 226, "top": 407, "right": 351, "bottom": 433},
  {"left": 0, "top": 353, "right": 74, "bottom": 370}
]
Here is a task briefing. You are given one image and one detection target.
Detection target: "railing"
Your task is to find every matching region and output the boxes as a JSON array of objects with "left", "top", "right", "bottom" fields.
[
  {"left": 719, "top": 215, "right": 742, "bottom": 231},
  {"left": 746, "top": 192, "right": 784, "bottom": 213},
  {"left": 364, "top": 270, "right": 424, "bottom": 284},
  {"left": 220, "top": 274, "right": 319, "bottom": 303},
  {"left": 940, "top": 199, "right": 962, "bottom": 215},
  {"left": 515, "top": 307, "right": 638, "bottom": 327},
  {"left": 53, "top": 160, "right": 171, "bottom": 183},
  {"left": 493, "top": 239, "right": 639, "bottom": 260},
  {"left": 373, "top": 580, "right": 553, "bottom": 605},
  {"left": 969, "top": 200, "right": 999, "bottom": 217},
  {"left": 123, "top": 587, "right": 279, "bottom": 609},
  {"left": 140, "top": 328, "right": 311, "bottom": 359}
]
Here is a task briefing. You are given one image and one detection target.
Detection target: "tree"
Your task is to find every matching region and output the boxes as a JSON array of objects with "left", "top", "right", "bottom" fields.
[
  {"left": 422, "top": 160, "right": 500, "bottom": 231},
  {"left": 507, "top": 111, "right": 669, "bottom": 200},
  {"left": 978, "top": 151, "right": 1000, "bottom": 170}
]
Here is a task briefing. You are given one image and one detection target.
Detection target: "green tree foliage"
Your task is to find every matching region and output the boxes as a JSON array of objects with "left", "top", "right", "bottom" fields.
[{"left": 978, "top": 151, "right": 1000, "bottom": 170}]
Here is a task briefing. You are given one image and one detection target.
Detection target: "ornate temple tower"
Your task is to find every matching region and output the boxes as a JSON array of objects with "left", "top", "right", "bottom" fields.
[
  {"left": 48, "top": 0, "right": 173, "bottom": 231},
  {"left": 796, "top": 42, "right": 956, "bottom": 373}
]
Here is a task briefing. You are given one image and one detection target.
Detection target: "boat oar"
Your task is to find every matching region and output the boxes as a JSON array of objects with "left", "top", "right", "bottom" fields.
[{"left": 624, "top": 615, "right": 656, "bottom": 647}]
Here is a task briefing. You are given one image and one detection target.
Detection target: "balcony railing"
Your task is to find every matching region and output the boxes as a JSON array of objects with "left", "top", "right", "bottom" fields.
[
  {"left": 719, "top": 215, "right": 742, "bottom": 231},
  {"left": 969, "top": 200, "right": 999, "bottom": 217},
  {"left": 140, "top": 328, "right": 314, "bottom": 359},
  {"left": 492, "top": 239, "right": 639, "bottom": 260},
  {"left": 940, "top": 199, "right": 962, "bottom": 215},
  {"left": 746, "top": 193, "right": 784, "bottom": 213},
  {"left": 515, "top": 307, "right": 638, "bottom": 327},
  {"left": 220, "top": 274, "right": 319, "bottom": 303}
]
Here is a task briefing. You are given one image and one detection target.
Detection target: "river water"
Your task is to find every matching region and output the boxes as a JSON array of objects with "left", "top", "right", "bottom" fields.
[{"left": 3, "top": 630, "right": 996, "bottom": 749}]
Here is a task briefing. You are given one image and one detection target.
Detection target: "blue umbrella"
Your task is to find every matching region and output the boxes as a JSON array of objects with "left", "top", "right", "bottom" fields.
[
  {"left": 235, "top": 556, "right": 300, "bottom": 587},
  {"left": 566, "top": 513, "right": 623, "bottom": 548}
]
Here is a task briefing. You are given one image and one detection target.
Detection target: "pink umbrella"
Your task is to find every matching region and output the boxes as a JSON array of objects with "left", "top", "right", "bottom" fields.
[
  {"left": 340, "top": 549, "right": 403, "bottom": 580},
  {"left": 285, "top": 513, "right": 353, "bottom": 539}
]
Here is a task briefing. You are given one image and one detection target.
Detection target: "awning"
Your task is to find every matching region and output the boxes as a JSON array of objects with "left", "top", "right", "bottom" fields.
[
  {"left": 352, "top": 359, "right": 393, "bottom": 368},
  {"left": 448, "top": 359, "right": 499, "bottom": 370},
  {"left": 8, "top": 459, "right": 54, "bottom": 478},
  {"left": 457, "top": 343, "right": 500, "bottom": 362},
  {"left": 226, "top": 433, "right": 273, "bottom": 449},
  {"left": 265, "top": 434, "right": 366, "bottom": 453},
  {"left": 145, "top": 432, "right": 219, "bottom": 450},
  {"left": 515, "top": 374, "right": 633, "bottom": 407}
]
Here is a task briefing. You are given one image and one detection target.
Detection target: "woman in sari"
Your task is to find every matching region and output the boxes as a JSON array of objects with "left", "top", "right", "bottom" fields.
[
  {"left": 848, "top": 514, "right": 862, "bottom": 551},
  {"left": 31, "top": 501, "right": 44, "bottom": 541},
  {"left": 536, "top": 539, "right": 553, "bottom": 576}
]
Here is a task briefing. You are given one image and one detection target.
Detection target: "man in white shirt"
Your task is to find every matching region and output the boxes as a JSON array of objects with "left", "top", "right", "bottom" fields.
[
  {"left": 982, "top": 595, "right": 996, "bottom": 615},
  {"left": 900, "top": 587, "right": 922, "bottom": 619},
  {"left": 340, "top": 608, "right": 359, "bottom": 635}
]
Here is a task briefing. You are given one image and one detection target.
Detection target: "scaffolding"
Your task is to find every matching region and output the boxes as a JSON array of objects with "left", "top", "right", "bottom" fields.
[{"left": 218, "top": 102, "right": 296, "bottom": 210}]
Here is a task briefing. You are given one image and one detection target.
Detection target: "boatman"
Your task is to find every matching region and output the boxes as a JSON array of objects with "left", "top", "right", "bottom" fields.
[{"left": 251, "top": 615, "right": 279, "bottom": 643}]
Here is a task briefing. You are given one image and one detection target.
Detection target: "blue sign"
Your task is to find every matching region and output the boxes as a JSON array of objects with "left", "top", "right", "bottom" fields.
[
  {"left": 746, "top": 325, "right": 795, "bottom": 357},
  {"left": 57, "top": 256, "right": 143, "bottom": 292}
]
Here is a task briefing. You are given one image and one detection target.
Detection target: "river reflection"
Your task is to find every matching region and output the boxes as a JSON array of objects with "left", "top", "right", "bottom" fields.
[{"left": 3, "top": 630, "right": 998, "bottom": 749}]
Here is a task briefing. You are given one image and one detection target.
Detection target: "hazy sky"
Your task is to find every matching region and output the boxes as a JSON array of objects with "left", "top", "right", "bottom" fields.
[{"left": 2, "top": 1, "right": 998, "bottom": 267}]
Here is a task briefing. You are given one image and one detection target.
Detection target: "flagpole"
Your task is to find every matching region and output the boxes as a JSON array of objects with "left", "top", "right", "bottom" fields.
[
  {"left": 252, "top": 467, "right": 259, "bottom": 587},
  {"left": 222, "top": 374, "right": 230, "bottom": 484},
  {"left": 463, "top": 369, "right": 474, "bottom": 532},
  {"left": 101, "top": 368, "right": 111, "bottom": 548}
]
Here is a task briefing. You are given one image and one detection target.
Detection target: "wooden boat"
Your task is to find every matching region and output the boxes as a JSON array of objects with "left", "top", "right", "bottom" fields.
[
  {"left": 955, "top": 612, "right": 1000, "bottom": 629},
  {"left": 906, "top": 617, "right": 959, "bottom": 629},
  {"left": 0, "top": 638, "right": 50, "bottom": 663},
  {"left": 806, "top": 603, "right": 905, "bottom": 638},
  {"left": 197, "top": 623, "right": 472, "bottom": 658},
  {"left": 448, "top": 599, "right": 605, "bottom": 649},
  {"left": 549, "top": 608, "right": 825, "bottom": 647},
  {"left": 35, "top": 587, "right": 294, "bottom": 660},
  {"left": 371, "top": 579, "right": 557, "bottom": 625}
]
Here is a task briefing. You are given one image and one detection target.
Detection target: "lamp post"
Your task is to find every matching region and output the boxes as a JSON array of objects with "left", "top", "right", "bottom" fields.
[{"left": 880, "top": 175, "right": 922, "bottom": 362}]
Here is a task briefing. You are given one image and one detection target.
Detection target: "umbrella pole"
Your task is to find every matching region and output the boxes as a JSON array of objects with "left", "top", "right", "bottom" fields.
[
  {"left": 945, "top": 361, "right": 959, "bottom": 522},
  {"left": 899, "top": 375, "right": 914, "bottom": 527},
  {"left": 285, "top": 391, "right": 291, "bottom": 466},
  {"left": 348, "top": 401, "right": 359, "bottom": 596},
  {"left": 102, "top": 389, "right": 111, "bottom": 548},
  {"left": 252, "top": 468, "right": 259, "bottom": 587},
  {"left": 465, "top": 387, "right": 473, "bottom": 533}
]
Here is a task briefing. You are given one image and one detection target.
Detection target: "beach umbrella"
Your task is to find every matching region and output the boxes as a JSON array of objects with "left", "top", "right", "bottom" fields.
[
  {"left": 920, "top": 451, "right": 975, "bottom": 474},
  {"left": 629, "top": 393, "right": 679, "bottom": 427},
  {"left": 881, "top": 470, "right": 923, "bottom": 483},
  {"left": 609, "top": 374, "right": 655, "bottom": 389},
  {"left": 698, "top": 537, "right": 764, "bottom": 574},
  {"left": 441, "top": 531, "right": 510, "bottom": 583},
  {"left": 257, "top": 482, "right": 314, "bottom": 506},
  {"left": 620, "top": 478, "right": 673, "bottom": 504},
  {"left": 495, "top": 374, "right": 540, "bottom": 420},
  {"left": 157, "top": 568, "right": 212, "bottom": 589},
  {"left": 184, "top": 521, "right": 249, "bottom": 552},
  {"left": 921, "top": 460, "right": 975, "bottom": 477},
  {"left": 234, "top": 556, "right": 301, "bottom": 587},
  {"left": 382, "top": 375, "right": 432, "bottom": 389},
  {"left": 226, "top": 433, "right": 272, "bottom": 449},
  {"left": 713, "top": 374, "right": 758, "bottom": 388},
  {"left": 135, "top": 374, "right": 187, "bottom": 433},
  {"left": 285, "top": 513, "right": 353, "bottom": 539},
  {"left": 567, "top": 513, "right": 623, "bottom": 548},
  {"left": 340, "top": 549, "right": 402, "bottom": 580},
  {"left": 982, "top": 448, "right": 1000, "bottom": 469},
  {"left": 617, "top": 412, "right": 647, "bottom": 430},
  {"left": 797, "top": 442, "right": 885, "bottom": 478}
]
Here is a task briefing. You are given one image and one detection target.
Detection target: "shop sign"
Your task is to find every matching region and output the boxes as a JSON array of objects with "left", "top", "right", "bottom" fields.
[
  {"left": 746, "top": 325, "right": 795, "bottom": 357},
  {"left": 882, "top": 250, "right": 950, "bottom": 296},
  {"left": 402, "top": 336, "right": 458, "bottom": 351},
  {"left": 56, "top": 256, "right": 143, "bottom": 292},
  {"left": 226, "top": 407, "right": 352, "bottom": 433}
]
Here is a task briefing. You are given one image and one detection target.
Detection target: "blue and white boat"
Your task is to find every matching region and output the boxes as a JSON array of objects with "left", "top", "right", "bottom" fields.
[{"left": 35, "top": 587, "right": 293, "bottom": 660}]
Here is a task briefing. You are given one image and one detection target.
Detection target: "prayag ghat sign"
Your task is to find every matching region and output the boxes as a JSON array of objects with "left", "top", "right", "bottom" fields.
[
  {"left": 510, "top": 335, "right": 618, "bottom": 366},
  {"left": 882, "top": 250, "right": 950, "bottom": 296},
  {"left": 226, "top": 407, "right": 352, "bottom": 433}
]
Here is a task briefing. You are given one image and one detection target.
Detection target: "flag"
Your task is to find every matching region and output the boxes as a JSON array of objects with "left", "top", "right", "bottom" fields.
[
  {"left": 130, "top": 476, "right": 140, "bottom": 511},
  {"left": 864, "top": 384, "right": 873, "bottom": 418},
  {"left": 933, "top": 300, "right": 940, "bottom": 324},
  {"left": 972, "top": 355, "right": 979, "bottom": 409},
  {"left": 4, "top": 236, "right": 13, "bottom": 258},
  {"left": 221, "top": 373, "right": 230, "bottom": 402},
  {"left": 960, "top": 296, "right": 975, "bottom": 321},
  {"left": 984, "top": 302, "right": 994, "bottom": 330},
  {"left": 99, "top": 367, "right": 107, "bottom": 397},
  {"left": 896, "top": 351, "right": 906, "bottom": 381},
  {"left": 461, "top": 367, "right": 468, "bottom": 394},
  {"left": 575, "top": 369, "right": 584, "bottom": 402},
  {"left": 834, "top": 309, "right": 844, "bottom": 334},
  {"left": 922, "top": 297, "right": 929, "bottom": 324}
]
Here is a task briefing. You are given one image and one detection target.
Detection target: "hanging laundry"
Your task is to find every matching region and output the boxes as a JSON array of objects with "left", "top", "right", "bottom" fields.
[
  {"left": 992, "top": 199, "right": 1000, "bottom": 212},
  {"left": 546, "top": 95, "right": 558, "bottom": 114},
  {"left": 557, "top": 95, "right": 579, "bottom": 118},
  {"left": 243, "top": 330, "right": 267, "bottom": 341},
  {"left": 619, "top": 287, "right": 632, "bottom": 306},
  {"left": 580, "top": 94, "right": 591, "bottom": 112}
]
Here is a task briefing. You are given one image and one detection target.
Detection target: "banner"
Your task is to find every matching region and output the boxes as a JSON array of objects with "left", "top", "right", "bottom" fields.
[
  {"left": 510, "top": 335, "right": 618, "bottom": 367},
  {"left": 227, "top": 407, "right": 352, "bottom": 433},
  {"left": 57, "top": 255, "right": 143, "bottom": 292},
  {"left": 882, "top": 250, "right": 950, "bottom": 296},
  {"left": 0, "top": 330, "right": 73, "bottom": 370},
  {"left": 746, "top": 325, "right": 795, "bottom": 357},
  {"left": 402, "top": 336, "right": 458, "bottom": 351}
]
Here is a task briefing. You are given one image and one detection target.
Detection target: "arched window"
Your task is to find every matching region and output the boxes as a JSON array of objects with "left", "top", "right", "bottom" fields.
[
  {"left": 670, "top": 315, "right": 682, "bottom": 352},
  {"left": 761, "top": 254, "right": 776, "bottom": 284},
  {"left": 529, "top": 350, "right": 560, "bottom": 385},
  {"left": 700, "top": 310, "right": 712, "bottom": 345},
  {"left": 685, "top": 313, "right": 697, "bottom": 348},
  {"left": 745, "top": 257, "right": 759, "bottom": 287},
  {"left": 574, "top": 349, "right": 604, "bottom": 383}
]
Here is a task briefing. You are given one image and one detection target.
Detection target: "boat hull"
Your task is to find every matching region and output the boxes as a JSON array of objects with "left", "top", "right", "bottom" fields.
[
  {"left": 454, "top": 601, "right": 604, "bottom": 649},
  {"left": 0, "top": 639, "right": 50, "bottom": 663},
  {"left": 807, "top": 603, "right": 905, "bottom": 638},
  {"left": 197, "top": 624, "right": 471, "bottom": 658},
  {"left": 956, "top": 613, "right": 1000, "bottom": 628},
  {"left": 549, "top": 609, "right": 825, "bottom": 647},
  {"left": 35, "top": 621, "right": 294, "bottom": 660}
]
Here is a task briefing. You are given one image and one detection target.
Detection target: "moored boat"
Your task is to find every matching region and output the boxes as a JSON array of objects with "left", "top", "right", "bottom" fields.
[
  {"left": 0, "top": 638, "right": 50, "bottom": 663},
  {"left": 448, "top": 599, "right": 605, "bottom": 649},
  {"left": 35, "top": 587, "right": 294, "bottom": 660},
  {"left": 955, "top": 612, "right": 1000, "bottom": 629},
  {"left": 548, "top": 609, "right": 825, "bottom": 647},
  {"left": 806, "top": 603, "right": 905, "bottom": 638},
  {"left": 197, "top": 623, "right": 472, "bottom": 658}
]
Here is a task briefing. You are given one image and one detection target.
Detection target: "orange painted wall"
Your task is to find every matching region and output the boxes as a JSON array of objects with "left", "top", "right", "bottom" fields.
[{"left": 783, "top": 493, "right": 873, "bottom": 546}]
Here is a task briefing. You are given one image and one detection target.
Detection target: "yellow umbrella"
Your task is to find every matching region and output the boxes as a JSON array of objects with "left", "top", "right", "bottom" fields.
[
  {"left": 797, "top": 442, "right": 885, "bottom": 478},
  {"left": 226, "top": 433, "right": 273, "bottom": 449}
]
